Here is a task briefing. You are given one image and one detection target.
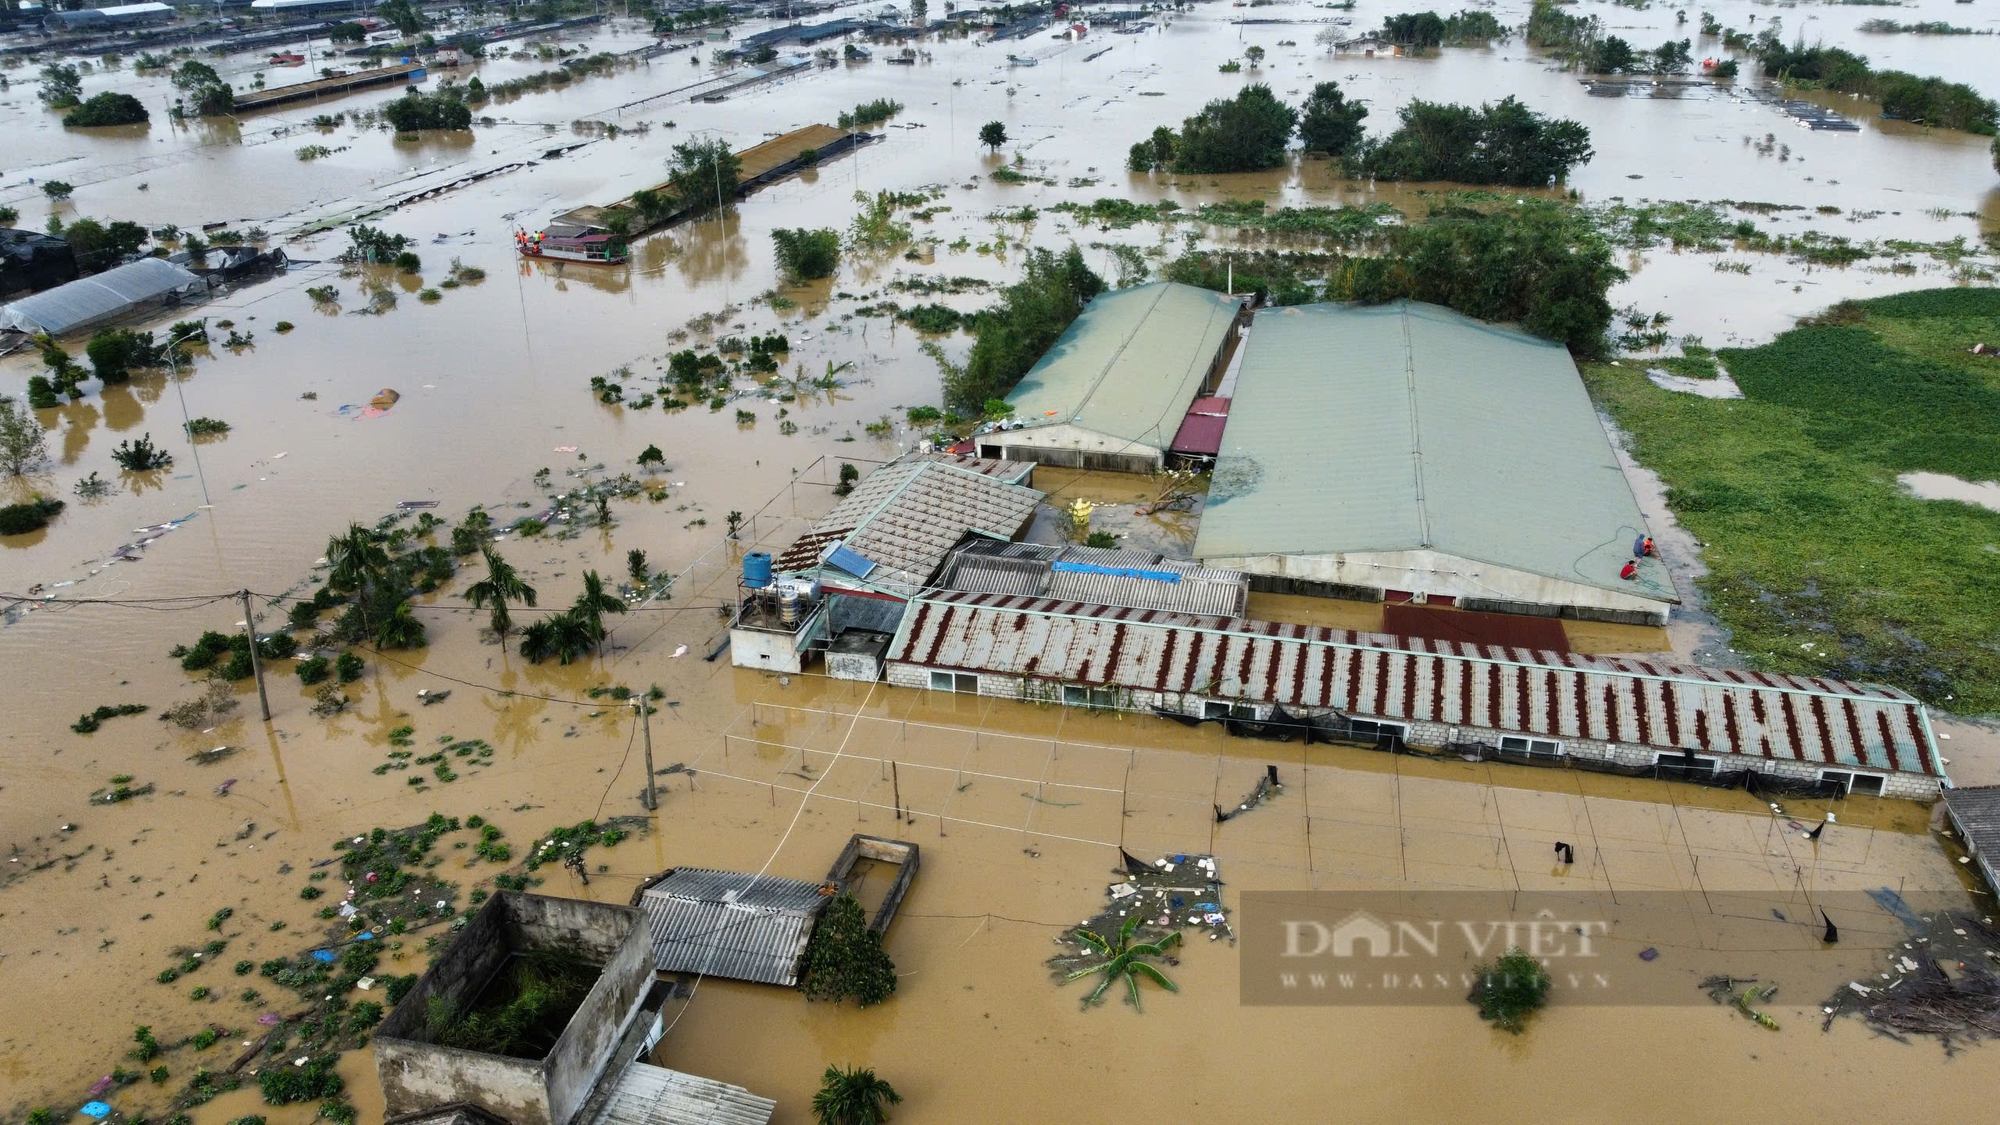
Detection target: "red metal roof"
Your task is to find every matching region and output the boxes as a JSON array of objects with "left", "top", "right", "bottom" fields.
[
  {"left": 1169, "top": 397, "right": 1231, "bottom": 457},
  {"left": 884, "top": 591, "right": 1938, "bottom": 775}
]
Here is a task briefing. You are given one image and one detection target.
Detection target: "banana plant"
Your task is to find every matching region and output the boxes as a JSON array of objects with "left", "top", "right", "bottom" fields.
[{"left": 1064, "top": 911, "right": 1180, "bottom": 1011}]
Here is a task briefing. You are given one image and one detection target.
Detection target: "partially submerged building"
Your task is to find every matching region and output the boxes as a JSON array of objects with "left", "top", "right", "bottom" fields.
[
  {"left": 639, "top": 869, "right": 831, "bottom": 987},
  {"left": 1194, "top": 301, "right": 1677, "bottom": 625},
  {"left": 0, "top": 257, "right": 204, "bottom": 338},
  {"left": 882, "top": 590, "right": 1944, "bottom": 798},
  {"left": 980, "top": 281, "right": 1245, "bottom": 473},
  {"left": 730, "top": 454, "right": 1040, "bottom": 673},
  {"left": 44, "top": 2, "right": 174, "bottom": 30},
  {"left": 0, "top": 229, "right": 77, "bottom": 298},
  {"left": 374, "top": 892, "right": 774, "bottom": 1125}
]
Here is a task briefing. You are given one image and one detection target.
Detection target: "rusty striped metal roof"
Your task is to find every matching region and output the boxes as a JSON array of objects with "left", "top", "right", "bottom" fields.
[
  {"left": 641, "top": 869, "right": 829, "bottom": 986},
  {"left": 884, "top": 591, "right": 1938, "bottom": 774},
  {"left": 772, "top": 458, "right": 1044, "bottom": 590}
]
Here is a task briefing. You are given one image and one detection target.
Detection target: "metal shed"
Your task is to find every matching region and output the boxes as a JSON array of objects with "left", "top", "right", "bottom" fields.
[
  {"left": 0, "top": 257, "right": 203, "bottom": 337},
  {"left": 1194, "top": 301, "right": 1676, "bottom": 625},
  {"left": 640, "top": 869, "right": 830, "bottom": 987},
  {"left": 1943, "top": 786, "right": 2000, "bottom": 896},
  {"left": 984, "top": 282, "right": 1244, "bottom": 473}
]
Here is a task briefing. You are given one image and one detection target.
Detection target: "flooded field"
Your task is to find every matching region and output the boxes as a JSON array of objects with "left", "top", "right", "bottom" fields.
[{"left": 3, "top": 0, "right": 1999, "bottom": 1120}]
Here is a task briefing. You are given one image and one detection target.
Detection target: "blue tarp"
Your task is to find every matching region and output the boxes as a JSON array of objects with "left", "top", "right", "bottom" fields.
[{"left": 1051, "top": 559, "right": 1181, "bottom": 583}]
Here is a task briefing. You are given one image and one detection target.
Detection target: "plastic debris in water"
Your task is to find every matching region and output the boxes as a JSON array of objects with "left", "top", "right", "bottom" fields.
[{"left": 1638, "top": 948, "right": 1659, "bottom": 961}]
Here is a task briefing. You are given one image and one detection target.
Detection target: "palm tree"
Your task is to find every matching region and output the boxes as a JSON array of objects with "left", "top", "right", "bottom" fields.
[
  {"left": 811, "top": 1065, "right": 902, "bottom": 1125},
  {"left": 326, "top": 523, "right": 391, "bottom": 629},
  {"left": 375, "top": 601, "right": 427, "bottom": 650},
  {"left": 518, "top": 611, "right": 597, "bottom": 665},
  {"left": 1064, "top": 911, "right": 1180, "bottom": 1011},
  {"left": 570, "top": 570, "right": 627, "bottom": 653},
  {"left": 464, "top": 545, "right": 537, "bottom": 652}
]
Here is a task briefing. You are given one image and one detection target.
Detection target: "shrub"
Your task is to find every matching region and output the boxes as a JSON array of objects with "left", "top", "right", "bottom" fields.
[
  {"left": 296, "top": 655, "right": 331, "bottom": 684},
  {"left": 772, "top": 227, "right": 841, "bottom": 281},
  {"left": 1467, "top": 946, "right": 1551, "bottom": 1032},
  {"left": 186, "top": 417, "right": 230, "bottom": 436},
  {"left": 259, "top": 1056, "right": 343, "bottom": 1105},
  {"left": 112, "top": 433, "right": 174, "bottom": 471},
  {"left": 336, "top": 652, "right": 364, "bottom": 682},
  {"left": 65, "top": 91, "right": 149, "bottom": 127},
  {"left": 796, "top": 892, "right": 897, "bottom": 1007},
  {"left": 0, "top": 497, "right": 64, "bottom": 536}
]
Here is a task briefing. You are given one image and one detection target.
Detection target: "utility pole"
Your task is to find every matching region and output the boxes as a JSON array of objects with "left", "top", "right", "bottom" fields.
[
  {"left": 239, "top": 589, "right": 272, "bottom": 721},
  {"left": 634, "top": 699, "right": 657, "bottom": 811}
]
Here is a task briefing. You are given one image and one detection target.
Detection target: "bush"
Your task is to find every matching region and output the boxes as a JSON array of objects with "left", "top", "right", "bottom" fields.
[
  {"left": 336, "top": 652, "right": 364, "bottom": 682},
  {"left": 1467, "top": 946, "right": 1550, "bottom": 1032},
  {"left": 112, "top": 433, "right": 174, "bottom": 471},
  {"left": 1166, "top": 84, "right": 1296, "bottom": 173},
  {"left": 0, "top": 497, "right": 64, "bottom": 536},
  {"left": 296, "top": 655, "right": 330, "bottom": 684},
  {"left": 796, "top": 892, "right": 897, "bottom": 1007},
  {"left": 382, "top": 90, "right": 472, "bottom": 132},
  {"left": 259, "top": 1056, "right": 342, "bottom": 1105},
  {"left": 65, "top": 91, "right": 149, "bottom": 127},
  {"left": 772, "top": 227, "right": 841, "bottom": 281},
  {"left": 1352, "top": 97, "right": 1593, "bottom": 185}
]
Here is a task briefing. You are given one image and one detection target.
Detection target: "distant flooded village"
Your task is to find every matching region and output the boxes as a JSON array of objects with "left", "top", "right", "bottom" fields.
[{"left": 2, "top": 0, "right": 2000, "bottom": 1122}]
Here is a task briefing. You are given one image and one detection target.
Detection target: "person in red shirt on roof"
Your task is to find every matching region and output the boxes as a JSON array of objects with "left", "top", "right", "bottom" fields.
[{"left": 1620, "top": 559, "right": 1639, "bottom": 581}]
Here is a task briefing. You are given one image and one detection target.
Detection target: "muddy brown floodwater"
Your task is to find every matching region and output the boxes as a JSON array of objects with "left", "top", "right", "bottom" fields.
[{"left": 3, "top": 0, "right": 1999, "bottom": 1120}]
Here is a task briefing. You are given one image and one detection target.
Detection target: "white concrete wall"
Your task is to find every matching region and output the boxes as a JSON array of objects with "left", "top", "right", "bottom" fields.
[
  {"left": 730, "top": 628, "right": 804, "bottom": 673},
  {"left": 1201, "top": 548, "right": 1674, "bottom": 625},
  {"left": 976, "top": 423, "right": 1165, "bottom": 473}
]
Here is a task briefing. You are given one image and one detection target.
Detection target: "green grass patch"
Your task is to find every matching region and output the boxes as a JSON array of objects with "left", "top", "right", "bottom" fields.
[{"left": 1584, "top": 287, "right": 2000, "bottom": 711}]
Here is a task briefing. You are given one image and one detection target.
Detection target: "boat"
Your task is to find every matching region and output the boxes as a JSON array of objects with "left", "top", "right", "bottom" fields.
[
  {"left": 268, "top": 51, "right": 306, "bottom": 66},
  {"left": 1007, "top": 53, "right": 1038, "bottom": 66},
  {"left": 515, "top": 227, "right": 627, "bottom": 265}
]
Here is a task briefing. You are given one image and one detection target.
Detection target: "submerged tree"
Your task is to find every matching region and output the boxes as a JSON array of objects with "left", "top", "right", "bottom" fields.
[
  {"left": 812, "top": 1066, "right": 903, "bottom": 1125},
  {"left": 463, "top": 545, "right": 537, "bottom": 652},
  {"left": 946, "top": 245, "right": 1103, "bottom": 413},
  {"left": 666, "top": 138, "right": 743, "bottom": 216},
  {"left": 325, "top": 523, "right": 393, "bottom": 631},
  {"left": 0, "top": 399, "right": 50, "bottom": 477},
  {"left": 517, "top": 611, "right": 597, "bottom": 665},
  {"left": 570, "top": 570, "right": 627, "bottom": 653},
  {"left": 1169, "top": 83, "right": 1297, "bottom": 174},
  {"left": 772, "top": 227, "right": 841, "bottom": 281},
  {"left": 1298, "top": 81, "right": 1368, "bottom": 158},
  {"left": 978, "top": 120, "right": 1008, "bottom": 151},
  {"left": 1063, "top": 911, "right": 1180, "bottom": 1011},
  {"left": 1468, "top": 946, "right": 1550, "bottom": 1033},
  {"left": 798, "top": 892, "right": 897, "bottom": 1007}
]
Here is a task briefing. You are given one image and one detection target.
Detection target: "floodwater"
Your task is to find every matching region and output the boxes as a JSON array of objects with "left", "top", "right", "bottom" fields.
[
  {"left": 1899, "top": 470, "right": 2000, "bottom": 514},
  {"left": 3, "top": 0, "right": 1999, "bottom": 1119}
]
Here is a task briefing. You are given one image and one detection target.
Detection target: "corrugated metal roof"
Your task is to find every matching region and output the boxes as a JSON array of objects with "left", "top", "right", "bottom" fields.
[
  {"left": 641, "top": 869, "right": 829, "bottom": 986},
  {"left": 1004, "top": 282, "right": 1241, "bottom": 450},
  {"left": 588, "top": 1062, "right": 775, "bottom": 1125},
  {"left": 1193, "top": 301, "right": 1673, "bottom": 602},
  {"left": 1944, "top": 787, "right": 2000, "bottom": 890},
  {"left": 772, "top": 459, "right": 1043, "bottom": 591},
  {"left": 884, "top": 591, "right": 1938, "bottom": 775},
  {"left": 939, "top": 542, "right": 1249, "bottom": 616},
  {"left": 1169, "top": 397, "right": 1231, "bottom": 458},
  {"left": 0, "top": 258, "right": 203, "bottom": 337}
]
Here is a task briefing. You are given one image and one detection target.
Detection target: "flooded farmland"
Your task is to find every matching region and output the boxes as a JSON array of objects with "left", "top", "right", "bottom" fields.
[{"left": 3, "top": 0, "right": 1999, "bottom": 1120}]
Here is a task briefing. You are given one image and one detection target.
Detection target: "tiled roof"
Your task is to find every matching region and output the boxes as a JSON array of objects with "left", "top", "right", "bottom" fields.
[
  {"left": 773, "top": 459, "right": 1043, "bottom": 591},
  {"left": 884, "top": 591, "right": 1937, "bottom": 774}
]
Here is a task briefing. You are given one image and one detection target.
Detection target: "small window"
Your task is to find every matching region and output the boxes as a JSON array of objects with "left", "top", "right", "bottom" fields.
[
  {"left": 1068, "top": 685, "right": 1121, "bottom": 710},
  {"left": 1656, "top": 752, "right": 1715, "bottom": 774},
  {"left": 1064, "top": 686, "right": 1089, "bottom": 707},
  {"left": 931, "top": 671, "right": 978, "bottom": 694},
  {"left": 1821, "top": 770, "right": 1886, "bottom": 796},
  {"left": 1350, "top": 719, "right": 1407, "bottom": 741},
  {"left": 1203, "top": 700, "right": 1230, "bottom": 720},
  {"left": 930, "top": 671, "right": 954, "bottom": 692},
  {"left": 1500, "top": 736, "right": 1562, "bottom": 758}
]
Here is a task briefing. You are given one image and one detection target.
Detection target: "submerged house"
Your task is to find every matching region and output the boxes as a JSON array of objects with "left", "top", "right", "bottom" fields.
[
  {"left": 881, "top": 590, "right": 1944, "bottom": 799},
  {"left": 980, "top": 281, "right": 1246, "bottom": 474},
  {"left": 638, "top": 869, "right": 831, "bottom": 987},
  {"left": 0, "top": 229, "right": 78, "bottom": 298},
  {"left": 374, "top": 892, "right": 774, "bottom": 1125},
  {"left": 0, "top": 257, "right": 205, "bottom": 339},
  {"left": 1194, "top": 301, "right": 1677, "bottom": 626},
  {"left": 730, "top": 454, "right": 1041, "bottom": 674}
]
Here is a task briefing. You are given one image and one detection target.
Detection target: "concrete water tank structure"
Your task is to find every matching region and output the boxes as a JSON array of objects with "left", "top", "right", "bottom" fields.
[{"left": 373, "top": 893, "right": 653, "bottom": 1125}]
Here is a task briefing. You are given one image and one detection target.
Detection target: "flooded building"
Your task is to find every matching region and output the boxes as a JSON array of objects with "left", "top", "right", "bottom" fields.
[
  {"left": 43, "top": 2, "right": 174, "bottom": 30},
  {"left": 374, "top": 892, "right": 774, "bottom": 1125},
  {"left": 880, "top": 589, "right": 1945, "bottom": 799},
  {"left": 1194, "top": 301, "right": 1678, "bottom": 626},
  {"left": 638, "top": 869, "right": 831, "bottom": 987},
  {"left": 0, "top": 229, "right": 77, "bottom": 298},
  {"left": 0, "top": 257, "right": 204, "bottom": 339},
  {"left": 730, "top": 454, "right": 1039, "bottom": 673},
  {"left": 980, "top": 281, "right": 1245, "bottom": 474}
]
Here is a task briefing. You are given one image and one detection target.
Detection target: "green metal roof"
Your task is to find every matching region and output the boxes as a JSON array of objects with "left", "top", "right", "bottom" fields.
[
  {"left": 1003, "top": 281, "right": 1241, "bottom": 450},
  {"left": 1193, "top": 301, "right": 1672, "bottom": 600}
]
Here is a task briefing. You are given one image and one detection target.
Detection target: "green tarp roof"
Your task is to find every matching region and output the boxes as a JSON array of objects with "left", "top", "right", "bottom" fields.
[
  {"left": 1003, "top": 281, "right": 1240, "bottom": 451},
  {"left": 1193, "top": 301, "right": 1670, "bottom": 600}
]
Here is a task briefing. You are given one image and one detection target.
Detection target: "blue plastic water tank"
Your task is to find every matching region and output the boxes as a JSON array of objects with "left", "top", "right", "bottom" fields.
[{"left": 743, "top": 551, "right": 773, "bottom": 588}]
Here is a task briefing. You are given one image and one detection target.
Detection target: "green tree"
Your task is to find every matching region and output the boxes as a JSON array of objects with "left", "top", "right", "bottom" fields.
[
  {"left": 772, "top": 227, "right": 841, "bottom": 281},
  {"left": 908, "top": 0, "right": 927, "bottom": 24},
  {"left": 666, "top": 138, "right": 742, "bottom": 216},
  {"left": 172, "top": 60, "right": 222, "bottom": 90},
  {"left": 1587, "top": 35, "right": 1635, "bottom": 73},
  {"left": 1467, "top": 946, "right": 1550, "bottom": 1033},
  {"left": 382, "top": 90, "right": 471, "bottom": 131},
  {"left": 463, "top": 545, "right": 537, "bottom": 652},
  {"left": 1383, "top": 11, "right": 1445, "bottom": 49},
  {"left": 63, "top": 218, "right": 150, "bottom": 272},
  {"left": 1245, "top": 44, "right": 1266, "bottom": 66},
  {"left": 569, "top": 570, "right": 626, "bottom": 653},
  {"left": 978, "top": 120, "right": 1008, "bottom": 151},
  {"left": 1171, "top": 84, "right": 1297, "bottom": 174},
  {"left": 1299, "top": 81, "right": 1368, "bottom": 156},
  {"left": 1063, "top": 911, "right": 1181, "bottom": 1011},
  {"left": 85, "top": 328, "right": 160, "bottom": 384},
  {"left": 948, "top": 246, "right": 1104, "bottom": 412},
  {"left": 1350, "top": 96, "right": 1592, "bottom": 185},
  {"left": 374, "top": 602, "right": 427, "bottom": 649},
  {"left": 798, "top": 892, "right": 897, "bottom": 1007},
  {"left": 39, "top": 63, "right": 82, "bottom": 108},
  {"left": 812, "top": 1065, "right": 902, "bottom": 1125},
  {"left": 0, "top": 398, "right": 50, "bottom": 477},
  {"left": 377, "top": 0, "right": 422, "bottom": 36},
  {"left": 325, "top": 524, "right": 393, "bottom": 631},
  {"left": 518, "top": 611, "right": 596, "bottom": 664},
  {"left": 41, "top": 181, "right": 74, "bottom": 201},
  {"left": 64, "top": 92, "right": 148, "bottom": 127}
]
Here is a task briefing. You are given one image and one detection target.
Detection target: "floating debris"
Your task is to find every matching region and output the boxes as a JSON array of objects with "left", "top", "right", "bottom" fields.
[
  {"left": 1216, "top": 765, "right": 1283, "bottom": 822},
  {"left": 188, "top": 745, "right": 239, "bottom": 765},
  {"left": 1050, "top": 850, "right": 1232, "bottom": 985}
]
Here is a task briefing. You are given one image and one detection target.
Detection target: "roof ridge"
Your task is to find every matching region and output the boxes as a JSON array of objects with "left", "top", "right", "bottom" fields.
[
  {"left": 1066, "top": 282, "right": 1170, "bottom": 425},
  {"left": 1400, "top": 301, "right": 1433, "bottom": 549}
]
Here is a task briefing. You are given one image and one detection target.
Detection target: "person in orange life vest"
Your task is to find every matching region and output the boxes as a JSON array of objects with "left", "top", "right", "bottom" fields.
[{"left": 1620, "top": 559, "right": 1639, "bottom": 581}]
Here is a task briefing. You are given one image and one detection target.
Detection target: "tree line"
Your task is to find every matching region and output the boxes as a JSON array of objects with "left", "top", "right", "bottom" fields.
[{"left": 1128, "top": 82, "right": 1593, "bottom": 187}]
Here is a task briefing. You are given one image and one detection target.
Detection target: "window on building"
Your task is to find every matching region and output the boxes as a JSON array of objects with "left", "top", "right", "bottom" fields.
[
  {"left": 1820, "top": 770, "right": 1886, "bottom": 796},
  {"left": 1350, "top": 719, "right": 1407, "bottom": 741},
  {"left": 1655, "top": 751, "right": 1716, "bottom": 774},
  {"left": 1203, "top": 700, "right": 1259, "bottom": 721},
  {"left": 1499, "top": 735, "right": 1562, "bottom": 758},
  {"left": 1065, "top": 685, "right": 1121, "bottom": 710},
  {"left": 930, "top": 671, "right": 978, "bottom": 694}
]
